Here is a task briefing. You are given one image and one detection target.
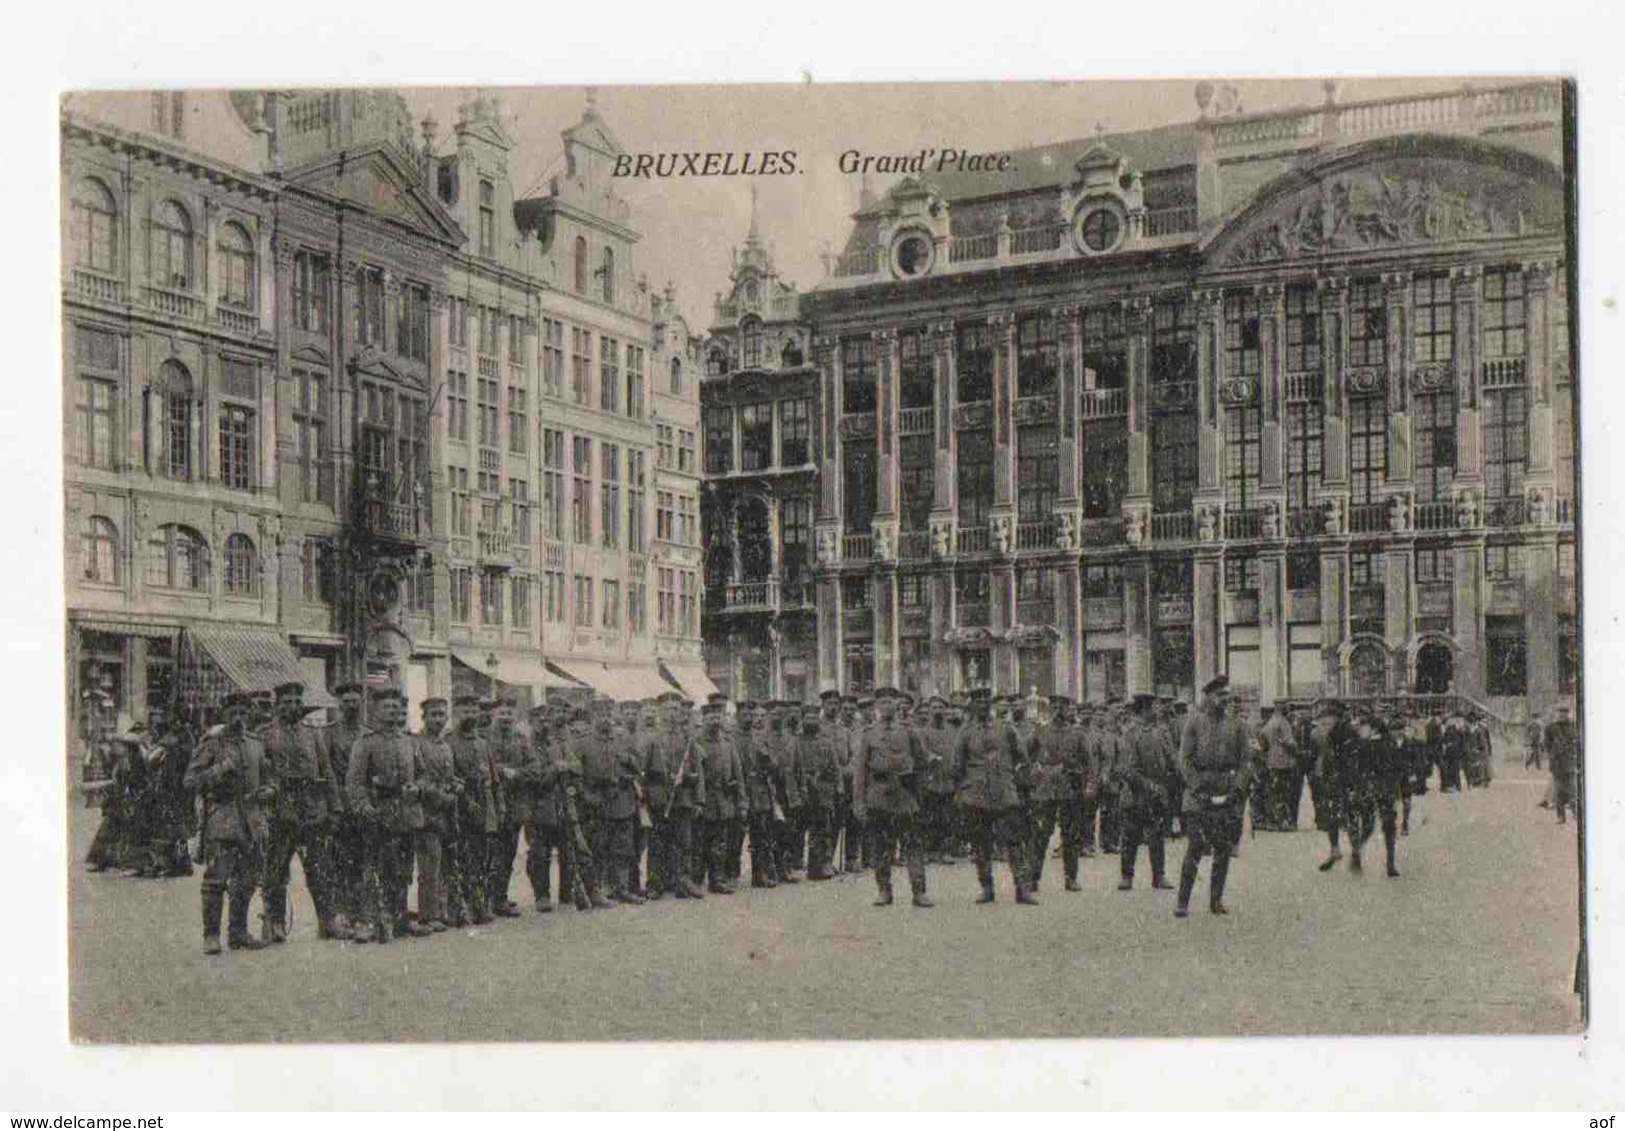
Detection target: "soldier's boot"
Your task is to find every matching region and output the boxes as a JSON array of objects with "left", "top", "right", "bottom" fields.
[
  {"left": 615, "top": 863, "right": 646, "bottom": 904},
  {"left": 1064, "top": 861, "right": 1082, "bottom": 892},
  {"left": 1318, "top": 831, "right": 1343, "bottom": 872},
  {"left": 1174, "top": 852, "right": 1199, "bottom": 917},
  {"left": 1209, "top": 853, "right": 1231, "bottom": 915},
  {"left": 1348, "top": 847, "right": 1363, "bottom": 873},
  {"left": 226, "top": 893, "right": 268, "bottom": 951},
  {"left": 267, "top": 891, "right": 289, "bottom": 943},
  {"left": 910, "top": 878, "right": 934, "bottom": 909},
  {"left": 588, "top": 883, "right": 615, "bottom": 910},
  {"left": 975, "top": 862, "right": 995, "bottom": 903},
  {"left": 201, "top": 889, "right": 224, "bottom": 955},
  {"left": 1118, "top": 857, "right": 1135, "bottom": 891},
  {"left": 873, "top": 873, "right": 894, "bottom": 907},
  {"left": 1384, "top": 832, "right": 1400, "bottom": 878},
  {"left": 679, "top": 878, "right": 706, "bottom": 899},
  {"left": 1151, "top": 842, "right": 1172, "bottom": 888}
]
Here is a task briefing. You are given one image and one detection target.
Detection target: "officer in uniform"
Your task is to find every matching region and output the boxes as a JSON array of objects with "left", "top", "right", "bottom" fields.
[
  {"left": 261, "top": 680, "right": 341, "bottom": 942},
  {"left": 346, "top": 689, "right": 431, "bottom": 943},
  {"left": 643, "top": 691, "right": 706, "bottom": 899},
  {"left": 1028, "top": 695, "right": 1082, "bottom": 892},
  {"left": 693, "top": 695, "right": 746, "bottom": 893},
  {"left": 798, "top": 703, "right": 841, "bottom": 879},
  {"left": 1117, "top": 693, "right": 1175, "bottom": 891},
  {"left": 413, "top": 697, "right": 458, "bottom": 931},
  {"left": 184, "top": 692, "right": 273, "bottom": 954},
  {"left": 1174, "top": 675, "right": 1251, "bottom": 917},
  {"left": 447, "top": 694, "right": 495, "bottom": 924},
  {"left": 326, "top": 681, "right": 368, "bottom": 937},
  {"left": 853, "top": 686, "right": 932, "bottom": 907}
]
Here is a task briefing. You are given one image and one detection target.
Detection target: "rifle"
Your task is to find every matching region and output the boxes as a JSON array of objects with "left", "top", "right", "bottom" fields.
[{"left": 662, "top": 738, "right": 695, "bottom": 821}]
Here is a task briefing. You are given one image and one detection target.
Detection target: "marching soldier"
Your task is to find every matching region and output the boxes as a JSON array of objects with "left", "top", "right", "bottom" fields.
[
  {"left": 1028, "top": 696, "right": 1082, "bottom": 893},
  {"left": 1314, "top": 701, "right": 1357, "bottom": 872},
  {"left": 345, "top": 689, "right": 430, "bottom": 943},
  {"left": 184, "top": 692, "right": 274, "bottom": 953},
  {"left": 326, "top": 682, "right": 368, "bottom": 938},
  {"left": 1174, "top": 676, "right": 1252, "bottom": 917},
  {"left": 413, "top": 697, "right": 459, "bottom": 931},
  {"left": 261, "top": 680, "right": 341, "bottom": 942},
  {"left": 798, "top": 703, "right": 841, "bottom": 880},
  {"left": 953, "top": 690, "right": 1034, "bottom": 904},
  {"left": 1117, "top": 693, "right": 1174, "bottom": 891},
  {"left": 693, "top": 694, "right": 747, "bottom": 893},
  {"left": 643, "top": 692, "right": 706, "bottom": 900},
  {"left": 853, "top": 687, "right": 932, "bottom": 907},
  {"left": 447, "top": 695, "right": 496, "bottom": 925}
]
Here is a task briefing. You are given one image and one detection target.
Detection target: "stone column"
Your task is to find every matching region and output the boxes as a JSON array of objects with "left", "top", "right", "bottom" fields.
[
  {"left": 1056, "top": 304, "right": 1082, "bottom": 505},
  {"left": 1320, "top": 274, "right": 1349, "bottom": 485},
  {"left": 1319, "top": 541, "right": 1349, "bottom": 694},
  {"left": 991, "top": 563, "right": 1016, "bottom": 694},
  {"left": 1196, "top": 290, "right": 1223, "bottom": 492},
  {"left": 931, "top": 321, "right": 957, "bottom": 512},
  {"left": 990, "top": 312, "right": 1016, "bottom": 508},
  {"left": 1124, "top": 556, "right": 1152, "bottom": 695},
  {"left": 1452, "top": 265, "right": 1484, "bottom": 480},
  {"left": 873, "top": 563, "right": 898, "bottom": 690},
  {"left": 1193, "top": 549, "right": 1223, "bottom": 693},
  {"left": 1383, "top": 271, "right": 1413, "bottom": 482},
  {"left": 874, "top": 327, "right": 899, "bottom": 522},
  {"left": 1525, "top": 259, "right": 1556, "bottom": 475},
  {"left": 816, "top": 565, "right": 841, "bottom": 694},
  {"left": 1057, "top": 559, "right": 1082, "bottom": 699},
  {"left": 1524, "top": 533, "right": 1559, "bottom": 709},
  {"left": 1258, "top": 283, "right": 1285, "bottom": 490},
  {"left": 1385, "top": 537, "right": 1414, "bottom": 691},
  {"left": 1259, "top": 547, "right": 1285, "bottom": 705},
  {"left": 1451, "top": 530, "right": 1486, "bottom": 700},
  {"left": 1126, "top": 297, "right": 1152, "bottom": 499}
]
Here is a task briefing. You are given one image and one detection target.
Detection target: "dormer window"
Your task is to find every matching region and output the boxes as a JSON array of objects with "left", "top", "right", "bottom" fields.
[
  {"left": 741, "top": 317, "right": 764, "bottom": 368},
  {"left": 743, "top": 280, "right": 759, "bottom": 305},
  {"left": 891, "top": 230, "right": 934, "bottom": 278},
  {"left": 1079, "top": 205, "right": 1123, "bottom": 254},
  {"left": 478, "top": 179, "right": 495, "bottom": 257}
]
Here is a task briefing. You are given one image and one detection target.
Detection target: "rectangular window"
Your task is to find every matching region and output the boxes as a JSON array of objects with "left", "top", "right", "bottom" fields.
[
  {"left": 293, "top": 369, "right": 330, "bottom": 504},
  {"left": 843, "top": 575, "right": 871, "bottom": 610},
  {"left": 602, "top": 580, "right": 621, "bottom": 630},
  {"left": 704, "top": 406, "right": 733, "bottom": 473},
  {"left": 1414, "top": 389, "right": 1457, "bottom": 503},
  {"left": 740, "top": 402, "right": 773, "bottom": 471},
  {"left": 511, "top": 576, "right": 530, "bottom": 628},
  {"left": 542, "top": 318, "right": 564, "bottom": 396},
  {"left": 1083, "top": 562, "right": 1123, "bottom": 600},
  {"left": 843, "top": 440, "right": 877, "bottom": 531},
  {"left": 1016, "top": 424, "right": 1058, "bottom": 522},
  {"left": 219, "top": 405, "right": 254, "bottom": 490},
  {"left": 78, "top": 378, "right": 115, "bottom": 469},
  {"left": 657, "top": 568, "right": 676, "bottom": 635},
  {"left": 678, "top": 429, "right": 696, "bottom": 473},
  {"left": 448, "top": 297, "right": 468, "bottom": 349},
  {"left": 656, "top": 491, "right": 673, "bottom": 542},
  {"left": 898, "top": 329, "right": 933, "bottom": 409},
  {"left": 1223, "top": 406, "right": 1262, "bottom": 510},
  {"left": 779, "top": 398, "right": 811, "bottom": 466},
  {"left": 1486, "top": 615, "right": 1528, "bottom": 696},
  {"left": 302, "top": 538, "right": 335, "bottom": 604},
  {"left": 542, "top": 429, "right": 565, "bottom": 539},
  {"left": 478, "top": 180, "right": 495, "bottom": 257},
  {"left": 956, "top": 321, "right": 993, "bottom": 403},
  {"left": 600, "top": 336, "right": 620, "bottom": 413},
  {"left": 1224, "top": 293, "right": 1261, "bottom": 378},
  {"left": 508, "top": 314, "right": 522, "bottom": 366},
  {"left": 572, "top": 436, "right": 593, "bottom": 543},
  {"left": 899, "top": 573, "right": 926, "bottom": 608},
  {"left": 957, "top": 429, "right": 994, "bottom": 528},
  {"left": 356, "top": 266, "right": 385, "bottom": 348},
  {"left": 398, "top": 283, "right": 429, "bottom": 361},
  {"left": 679, "top": 495, "right": 696, "bottom": 547},
  {"left": 627, "top": 450, "right": 646, "bottom": 554},
  {"left": 1413, "top": 272, "right": 1454, "bottom": 364},
  {"left": 1151, "top": 298, "right": 1196, "bottom": 385},
  {"left": 507, "top": 385, "right": 528, "bottom": 454},
  {"left": 1348, "top": 278, "right": 1386, "bottom": 368},
  {"left": 1082, "top": 306, "right": 1127, "bottom": 390},
  {"left": 1284, "top": 283, "right": 1321, "bottom": 373},
  {"left": 781, "top": 496, "right": 811, "bottom": 584},
  {"left": 680, "top": 571, "right": 698, "bottom": 636},
  {"left": 1483, "top": 388, "right": 1528, "bottom": 502},
  {"left": 656, "top": 424, "right": 674, "bottom": 469},
  {"left": 450, "top": 567, "right": 472, "bottom": 623},
  {"left": 573, "top": 574, "right": 594, "bottom": 627},
  {"left": 448, "top": 370, "right": 468, "bottom": 442},
  {"left": 1415, "top": 546, "right": 1453, "bottom": 584},
  {"left": 1018, "top": 311, "right": 1058, "bottom": 396},
  {"left": 899, "top": 434, "right": 934, "bottom": 532},
  {"left": 477, "top": 306, "right": 498, "bottom": 356},
  {"left": 1083, "top": 419, "right": 1130, "bottom": 520},
  {"left": 628, "top": 581, "right": 646, "bottom": 634},
  {"left": 510, "top": 478, "right": 531, "bottom": 547},
  {"left": 571, "top": 328, "right": 593, "bottom": 404},
  {"left": 1150, "top": 414, "right": 1197, "bottom": 513},
  {"left": 1224, "top": 554, "right": 1261, "bottom": 594},
  {"left": 626, "top": 344, "right": 645, "bottom": 420},
  {"left": 842, "top": 336, "right": 876, "bottom": 414},
  {"left": 600, "top": 443, "right": 621, "bottom": 549},
  {"left": 1348, "top": 396, "right": 1388, "bottom": 506},
  {"left": 293, "top": 251, "right": 331, "bottom": 333},
  {"left": 545, "top": 571, "right": 567, "bottom": 623},
  {"left": 1485, "top": 544, "right": 1525, "bottom": 581},
  {"left": 476, "top": 377, "right": 498, "bottom": 449},
  {"left": 1286, "top": 551, "right": 1321, "bottom": 591},
  {"left": 480, "top": 570, "right": 503, "bottom": 625},
  {"left": 1484, "top": 266, "right": 1526, "bottom": 359},
  {"left": 1285, "top": 401, "right": 1324, "bottom": 512}
]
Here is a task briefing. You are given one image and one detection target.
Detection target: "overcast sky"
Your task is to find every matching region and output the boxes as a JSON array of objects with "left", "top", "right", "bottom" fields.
[{"left": 403, "top": 79, "right": 1494, "bottom": 333}]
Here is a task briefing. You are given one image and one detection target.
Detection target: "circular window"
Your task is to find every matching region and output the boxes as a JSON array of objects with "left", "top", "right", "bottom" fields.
[
  {"left": 1079, "top": 206, "right": 1123, "bottom": 253},
  {"left": 892, "top": 232, "right": 934, "bottom": 278}
]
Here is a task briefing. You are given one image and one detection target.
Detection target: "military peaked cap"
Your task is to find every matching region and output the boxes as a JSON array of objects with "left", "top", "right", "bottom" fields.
[{"left": 274, "top": 680, "right": 306, "bottom": 698}]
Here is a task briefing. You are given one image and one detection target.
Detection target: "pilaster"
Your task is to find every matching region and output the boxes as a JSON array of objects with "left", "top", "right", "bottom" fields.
[
  {"left": 1196, "top": 290, "right": 1223, "bottom": 492},
  {"left": 1524, "top": 533, "right": 1560, "bottom": 706},
  {"left": 1056, "top": 304, "right": 1081, "bottom": 503},
  {"left": 1126, "top": 297, "right": 1152, "bottom": 499},
  {"left": 1258, "top": 283, "right": 1285, "bottom": 489},
  {"left": 1320, "top": 274, "right": 1349, "bottom": 484},
  {"left": 1192, "top": 549, "right": 1222, "bottom": 693},
  {"left": 1259, "top": 547, "right": 1285, "bottom": 705},
  {"left": 1057, "top": 559, "right": 1082, "bottom": 700},
  {"left": 874, "top": 326, "right": 899, "bottom": 520},
  {"left": 990, "top": 312, "right": 1016, "bottom": 508},
  {"left": 1452, "top": 265, "right": 1484, "bottom": 480},
  {"left": 991, "top": 561, "right": 1016, "bottom": 694},
  {"left": 930, "top": 321, "right": 956, "bottom": 511},
  {"left": 814, "top": 334, "right": 841, "bottom": 524},
  {"left": 1124, "top": 555, "right": 1152, "bottom": 696}
]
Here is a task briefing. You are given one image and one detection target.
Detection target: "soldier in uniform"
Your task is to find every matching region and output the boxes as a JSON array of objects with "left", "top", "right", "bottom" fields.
[
  {"left": 577, "top": 699, "right": 644, "bottom": 903},
  {"left": 413, "top": 697, "right": 458, "bottom": 931},
  {"left": 261, "top": 680, "right": 341, "bottom": 942},
  {"left": 828, "top": 691, "right": 862, "bottom": 873},
  {"left": 184, "top": 693, "right": 274, "bottom": 954},
  {"left": 1174, "top": 676, "right": 1252, "bottom": 917},
  {"left": 1095, "top": 701, "right": 1124, "bottom": 855},
  {"left": 345, "top": 689, "right": 431, "bottom": 943},
  {"left": 483, "top": 697, "right": 534, "bottom": 918},
  {"left": 1313, "top": 701, "right": 1356, "bottom": 872},
  {"left": 770, "top": 702, "right": 806, "bottom": 884},
  {"left": 447, "top": 695, "right": 495, "bottom": 924},
  {"left": 917, "top": 697, "right": 959, "bottom": 865},
  {"left": 952, "top": 690, "right": 1033, "bottom": 904},
  {"left": 1545, "top": 703, "right": 1578, "bottom": 824},
  {"left": 739, "top": 702, "right": 781, "bottom": 888},
  {"left": 693, "top": 695, "right": 746, "bottom": 893},
  {"left": 798, "top": 703, "right": 841, "bottom": 879},
  {"left": 534, "top": 705, "right": 600, "bottom": 910},
  {"left": 1117, "top": 693, "right": 1175, "bottom": 891},
  {"left": 1028, "top": 696, "right": 1082, "bottom": 893},
  {"left": 643, "top": 692, "right": 706, "bottom": 900},
  {"left": 854, "top": 686, "right": 933, "bottom": 907},
  {"left": 326, "top": 682, "right": 368, "bottom": 938}
]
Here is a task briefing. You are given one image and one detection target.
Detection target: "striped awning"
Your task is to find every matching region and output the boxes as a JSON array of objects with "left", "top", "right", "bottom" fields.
[
  {"left": 450, "top": 647, "right": 586, "bottom": 692},
  {"left": 659, "top": 661, "right": 722, "bottom": 703},
  {"left": 548, "top": 659, "right": 679, "bottom": 702},
  {"left": 70, "top": 616, "right": 179, "bottom": 640},
  {"left": 181, "top": 625, "right": 336, "bottom": 708}
]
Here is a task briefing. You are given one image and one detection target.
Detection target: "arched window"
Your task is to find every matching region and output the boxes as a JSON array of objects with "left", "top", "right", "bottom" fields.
[
  {"left": 151, "top": 200, "right": 193, "bottom": 290},
  {"left": 217, "top": 222, "right": 255, "bottom": 310},
  {"left": 81, "top": 515, "right": 119, "bottom": 584},
  {"left": 601, "top": 247, "right": 615, "bottom": 303},
  {"left": 669, "top": 356, "right": 683, "bottom": 395},
  {"left": 740, "top": 317, "right": 763, "bottom": 368},
  {"left": 1349, "top": 641, "right": 1388, "bottom": 698},
  {"left": 781, "top": 337, "right": 804, "bottom": 368},
  {"left": 153, "top": 360, "right": 194, "bottom": 480},
  {"left": 573, "top": 236, "right": 588, "bottom": 293},
  {"left": 223, "top": 532, "right": 257, "bottom": 596},
  {"left": 147, "top": 524, "right": 208, "bottom": 591},
  {"left": 73, "top": 178, "right": 118, "bottom": 274}
]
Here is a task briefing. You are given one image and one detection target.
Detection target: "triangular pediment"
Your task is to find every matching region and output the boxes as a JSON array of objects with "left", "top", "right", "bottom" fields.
[
  {"left": 350, "top": 350, "right": 426, "bottom": 391},
  {"left": 287, "top": 144, "right": 465, "bottom": 247},
  {"left": 564, "top": 112, "right": 622, "bottom": 156},
  {"left": 290, "top": 343, "right": 330, "bottom": 368},
  {"left": 1075, "top": 143, "right": 1122, "bottom": 173}
]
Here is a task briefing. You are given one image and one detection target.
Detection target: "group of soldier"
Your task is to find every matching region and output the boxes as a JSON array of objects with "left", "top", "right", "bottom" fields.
[{"left": 81, "top": 671, "right": 1577, "bottom": 953}]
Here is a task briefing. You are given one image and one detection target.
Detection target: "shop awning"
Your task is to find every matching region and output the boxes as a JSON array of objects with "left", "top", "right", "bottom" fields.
[
  {"left": 182, "top": 625, "right": 335, "bottom": 707},
  {"left": 70, "top": 616, "right": 178, "bottom": 640},
  {"left": 548, "top": 659, "right": 679, "bottom": 702},
  {"left": 659, "top": 660, "right": 722, "bottom": 703},
  {"left": 450, "top": 647, "right": 586, "bottom": 692}
]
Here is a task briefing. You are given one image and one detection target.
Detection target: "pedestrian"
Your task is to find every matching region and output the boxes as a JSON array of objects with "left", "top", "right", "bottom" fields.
[
  {"left": 1117, "top": 693, "right": 1174, "bottom": 891},
  {"left": 345, "top": 689, "right": 430, "bottom": 943},
  {"left": 1174, "top": 676, "right": 1251, "bottom": 917},
  {"left": 183, "top": 692, "right": 272, "bottom": 954},
  {"left": 853, "top": 686, "right": 932, "bottom": 908},
  {"left": 1259, "top": 704, "right": 1299, "bottom": 831},
  {"left": 1314, "top": 700, "right": 1355, "bottom": 872},
  {"left": 135, "top": 704, "right": 195, "bottom": 878},
  {"left": 1524, "top": 712, "right": 1545, "bottom": 771},
  {"left": 1545, "top": 703, "right": 1578, "bottom": 825},
  {"left": 952, "top": 691, "right": 1034, "bottom": 905},
  {"left": 261, "top": 680, "right": 341, "bottom": 942}
]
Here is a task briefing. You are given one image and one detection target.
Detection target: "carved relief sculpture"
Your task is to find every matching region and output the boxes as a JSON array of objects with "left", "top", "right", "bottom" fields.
[
  {"left": 1055, "top": 511, "right": 1077, "bottom": 551},
  {"left": 1123, "top": 506, "right": 1147, "bottom": 548},
  {"left": 816, "top": 527, "right": 838, "bottom": 567},
  {"left": 930, "top": 518, "right": 953, "bottom": 559},
  {"left": 1261, "top": 501, "right": 1281, "bottom": 539},
  {"left": 1454, "top": 488, "right": 1480, "bottom": 530},
  {"left": 1322, "top": 495, "right": 1344, "bottom": 537},
  {"left": 1387, "top": 494, "right": 1412, "bottom": 534},
  {"left": 990, "top": 514, "right": 1013, "bottom": 555},
  {"left": 1198, "top": 506, "right": 1219, "bottom": 543},
  {"left": 1526, "top": 485, "right": 1550, "bottom": 526}
]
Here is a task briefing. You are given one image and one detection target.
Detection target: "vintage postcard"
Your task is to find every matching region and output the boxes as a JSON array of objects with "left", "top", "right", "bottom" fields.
[{"left": 59, "top": 78, "right": 1582, "bottom": 1047}]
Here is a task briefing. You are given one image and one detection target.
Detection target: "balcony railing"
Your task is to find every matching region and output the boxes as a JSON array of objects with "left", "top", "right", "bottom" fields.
[
  {"left": 949, "top": 232, "right": 998, "bottom": 263},
  {"left": 1284, "top": 372, "right": 1323, "bottom": 402},
  {"left": 1348, "top": 502, "right": 1388, "bottom": 534},
  {"left": 1483, "top": 357, "right": 1527, "bottom": 389},
  {"left": 71, "top": 269, "right": 125, "bottom": 304},
  {"left": 477, "top": 356, "right": 499, "bottom": 378},
  {"left": 1016, "top": 519, "right": 1054, "bottom": 551},
  {"left": 1080, "top": 386, "right": 1127, "bottom": 418},
  {"left": 957, "top": 526, "right": 990, "bottom": 554},
  {"left": 898, "top": 529, "right": 933, "bottom": 560},
  {"left": 1484, "top": 496, "right": 1528, "bottom": 528},
  {"left": 958, "top": 601, "right": 991, "bottom": 629},
  {"left": 1152, "top": 510, "right": 1194, "bottom": 543},
  {"left": 842, "top": 532, "right": 873, "bottom": 561},
  {"left": 361, "top": 495, "right": 424, "bottom": 544},
  {"left": 834, "top": 247, "right": 880, "bottom": 277},
  {"left": 1143, "top": 205, "right": 1197, "bottom": 237},
  {"left": 1415, "top": 500, "right": 1456, "bottom": 531},
  {"left": 1223, "top": 508, "right": 1265, "bottom": 540},
  {"left": 899, "top": 406, "right": 934, "bottom": 435},
  {"left": 145, "top": 285, "right": 203, "bottom": 321},
  {"left": 725, "top": 581, "right": 773, "bottom": 610},
  {"left": 477, "top": 526, "right": 516, "bottom": 566},
  {"left": 1083, "top": 596, "right": 1124, "bottom": 630},
  {"left": 1286, "top": 508, "right": 1325, "bottom": 538},
  {"left": 1011, "top": 224, "right": 1064, "bottom": 255},
  {"left": 216, "top": 305, "right": 259, "bottom": 336}
]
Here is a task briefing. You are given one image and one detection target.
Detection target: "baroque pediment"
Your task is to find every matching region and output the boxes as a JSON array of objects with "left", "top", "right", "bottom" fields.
[{"left": 1216, "top": 150, "right": 1562, "bottom": 267}]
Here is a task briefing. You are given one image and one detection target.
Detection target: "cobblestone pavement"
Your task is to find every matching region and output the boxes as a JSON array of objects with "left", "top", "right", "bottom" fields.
[{"left": 69, "top": 758, "right": 1581, "bottom": 1043}]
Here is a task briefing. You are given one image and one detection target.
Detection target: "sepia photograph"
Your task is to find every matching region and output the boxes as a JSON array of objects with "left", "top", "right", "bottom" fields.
[{"left": 55, "top": 72, "right": 1585, "bottom": 1055}]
